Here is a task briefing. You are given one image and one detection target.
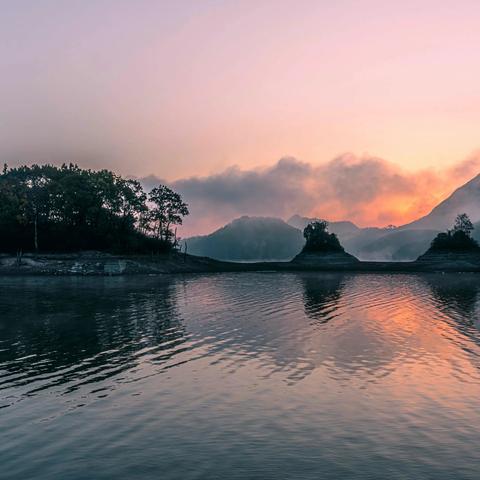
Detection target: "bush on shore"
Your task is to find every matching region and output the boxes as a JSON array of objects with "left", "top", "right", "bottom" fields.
[{"left": 429, "top": 213, "right": 479, "bottom": 252}]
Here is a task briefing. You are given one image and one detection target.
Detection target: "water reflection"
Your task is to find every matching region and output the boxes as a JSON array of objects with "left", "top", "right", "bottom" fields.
[
  {"left": 3, "top": 274, "right": 480, "bottom": 480},
  {"left": 423, "top": 274, "right": 480, "bottom": 329},
  {"left": 299, "top": 275, "right": 415, "bottom": 380},
  {"left": 301, "top": 273, "right": 346, "bottom": 323},
  {"left": 3, "top": 273, "right": 480, "bottom": 404},
  {"left": 0, "top": 277, "right": 186, "bottom": 402}
]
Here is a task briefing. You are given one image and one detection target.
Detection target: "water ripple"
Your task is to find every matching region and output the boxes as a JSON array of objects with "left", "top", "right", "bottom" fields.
[{"left": 2, "top": 273, "right": 480, "bottom": 479}]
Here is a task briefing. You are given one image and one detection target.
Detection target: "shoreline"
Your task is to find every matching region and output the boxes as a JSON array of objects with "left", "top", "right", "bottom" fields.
[{"left": 1, "top": 251, "right": 480, "bottom": 275}]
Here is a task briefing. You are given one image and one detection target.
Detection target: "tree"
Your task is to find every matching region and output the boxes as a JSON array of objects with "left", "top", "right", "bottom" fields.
[
  {"left": 302, "top": 220, "right": 344, "bottom": 252},
  {"left": 148, "top": 185, "right": 189, "bottom": 245},
  {"left": 303, "top": 220, "right": 328, "bottom": 243},
  {"left": 453, "top": 213, "right": 474, "bottom": 237},
  {"left": 429, "top": 213, "right": 479, "bottom": 252},
  {"left": 14, "top": 165, "right": 53, "bottom": 251},
  {"left": 0, "top": 164, "right": 185, "bottom": 254}
]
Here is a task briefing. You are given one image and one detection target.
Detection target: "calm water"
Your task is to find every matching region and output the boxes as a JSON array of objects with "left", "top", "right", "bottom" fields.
[{"left": 2, "top": 273, "right": 480, "bottom": 479}]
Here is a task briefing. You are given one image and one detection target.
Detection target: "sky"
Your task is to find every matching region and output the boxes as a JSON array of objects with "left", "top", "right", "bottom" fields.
[{"left": 2, "top": 0, "right": 480, "bottom": 234}]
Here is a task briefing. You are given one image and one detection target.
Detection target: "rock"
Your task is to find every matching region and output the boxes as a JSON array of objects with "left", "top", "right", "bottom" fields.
[
  {"left": 291, "top": 250, "right": 360, "bottom": 266},
  {"left": 415, "top": 251, "right": 480, "bottom": 271}
]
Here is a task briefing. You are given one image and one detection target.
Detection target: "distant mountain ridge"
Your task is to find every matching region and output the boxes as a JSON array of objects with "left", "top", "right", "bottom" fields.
[
  {"left": 287, "top": 215, "right": 360, "bottom": 238},
  {"left": 185, "top": 172, "right": 480, "bottom": 262},
  {"left": 185, "top": 216, "right": 304, "bottom": 261},
  {"left": 401, "top": 173, "right": 480, "bottom": 231}
]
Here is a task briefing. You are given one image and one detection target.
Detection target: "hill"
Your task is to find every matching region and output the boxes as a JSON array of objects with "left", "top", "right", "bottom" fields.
[
  {"left": 288, "top": 215, "right": 403, "bottom": 260},
  {"left": 186, "top": 215, "right": 440, "bottom": 262},
  {"left": 287, "top": 215, "right": 360, "bottom": 238},
  {"left": 184, "top": 216, "right": 304, "bottom": 261},
  {"left": 351, "top": 228, "right": 440, "bottom": 261},
  {"left": 185, "top": 173, "right": 480, "bottom": 262},
  {"left": 401, "top": 173, "right": 480, "bottom": 231}
]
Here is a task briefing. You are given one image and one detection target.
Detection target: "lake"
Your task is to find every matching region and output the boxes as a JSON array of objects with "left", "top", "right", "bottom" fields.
[{"left": 2, "top": 273, "right": 480, "bottom": 479}]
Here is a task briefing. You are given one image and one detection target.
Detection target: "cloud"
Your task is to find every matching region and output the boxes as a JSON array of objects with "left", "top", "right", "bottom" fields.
[
  {"left": 173, "top": 157, "right": 314, "bottom": 215},
  {"left": 141, "top": 153, "right": 480, "bottom": 236},
  {"left": 448, "top": 150, "right": 480, "bottom": 179}
]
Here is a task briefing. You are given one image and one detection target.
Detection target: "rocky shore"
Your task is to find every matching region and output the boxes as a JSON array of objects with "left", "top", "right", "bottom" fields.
[
  {"left": 291, "top": 250, "right": 359, "bottom": 266},
  {"left": 2, "top": 250, "right": 480, "bottom": 275},
  {"left": 415, "top": 250, "right": 480, "bottom": 270},
  {"left": 0, "top": 252, "right": 236, "bottom": 276}
]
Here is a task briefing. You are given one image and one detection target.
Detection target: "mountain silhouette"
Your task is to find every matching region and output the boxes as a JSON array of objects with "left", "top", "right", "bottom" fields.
[
  {"left": 401, "top": 173, "right": 480, "bottom": 231},
  {"left": 184, "top": 216, "right": 304, "bottom": 261},
  {"left": 185, "top": 173, "right": 480, "bottom": 262}
]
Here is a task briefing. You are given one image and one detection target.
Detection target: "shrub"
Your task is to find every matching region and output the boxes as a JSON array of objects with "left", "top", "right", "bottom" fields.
[
  {"left": 302, "top": 220, "right": 344, "bottom": 253},
  {"left": 429, "top": 230, "right": 479, "bottom": 252}
]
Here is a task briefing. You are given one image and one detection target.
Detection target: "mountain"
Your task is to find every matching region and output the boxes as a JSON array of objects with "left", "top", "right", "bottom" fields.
[
  {"left": 288, "top": 169, "right": 480, "bottom": 260},
  {"left": 185, "top": 215, "right": 436, "bottom": 262},
  {"left": 287, "top": 215, "right": 360, "bottom": 238},
  {"left": 287, "top": 215, "right": 396, "bottom": 259},
  {"left": 401, "top": 173, "right": 480, "bottom": 231},
  {"left": 184, "top": 216, "right": 304, "bottom": 261},
  {"left": 367, "top": 173, "right": 480, "bottom": 260},
  {"left": 185, "top": 173, "right": 480, "bottom": 262},
  {"left": 351, "top": 228, "right": 439, "bottom": 261}
]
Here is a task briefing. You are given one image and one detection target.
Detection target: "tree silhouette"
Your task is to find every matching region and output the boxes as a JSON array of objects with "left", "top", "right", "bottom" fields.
[
  {"left": 453, "top": 213, "right": 474, "bottom": 237},
  {"left": 302, "top": 220, "right": 344, "bottom": 253},
  {"left": 148, "top": 185, "right": 189, "bottom": 245},
  {"left": 429, "top": 213, "right": 479, "bottom": 252},
  {"left": 0, "top": 164, "right": 188, "bottom": 253}
]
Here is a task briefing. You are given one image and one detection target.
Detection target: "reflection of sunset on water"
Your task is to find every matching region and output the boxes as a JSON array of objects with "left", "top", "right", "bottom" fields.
[{"left": 2, "top": 273, "right": 480, "bottom": 479}]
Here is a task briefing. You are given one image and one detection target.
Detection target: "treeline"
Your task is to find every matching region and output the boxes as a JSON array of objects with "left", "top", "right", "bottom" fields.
[
  {"left": 0, "top": 164, "right": 188, "bottom": 253},
  {"left": 429, "top": 213, "right": 479, "bottom": 252}
]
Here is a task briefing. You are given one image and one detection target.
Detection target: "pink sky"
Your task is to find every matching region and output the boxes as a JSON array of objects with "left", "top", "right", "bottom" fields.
[{"left": 1, "top": 1, "right": 480, "bottom": 231}]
